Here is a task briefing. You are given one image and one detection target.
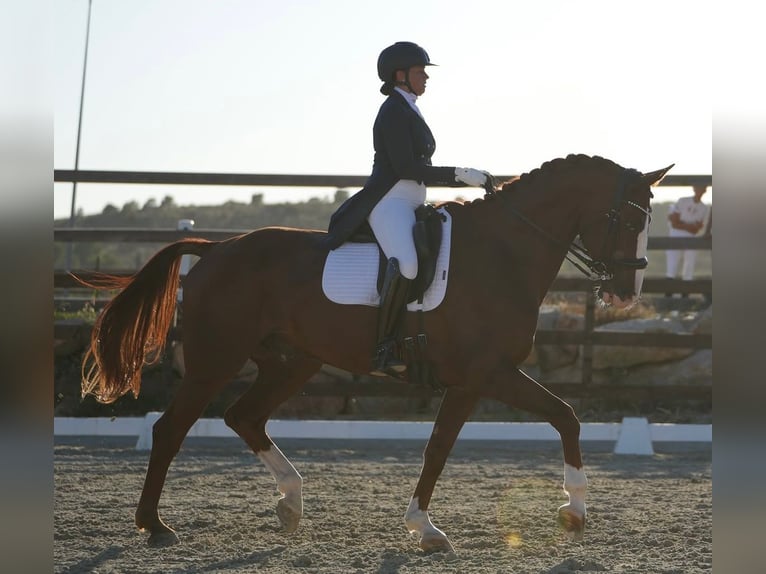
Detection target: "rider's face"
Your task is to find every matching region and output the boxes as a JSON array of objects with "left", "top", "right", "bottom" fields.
[{"left": 396, "top": 66, "right": 429, "bottom": 96}]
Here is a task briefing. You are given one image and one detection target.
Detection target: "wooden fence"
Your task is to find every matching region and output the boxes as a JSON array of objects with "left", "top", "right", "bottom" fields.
[
  {"left": 53, "top": 169, "right": 712, "bottom": 189},
  {"left": 53, "top": 170, "right": 712, "bottom": 402},
  {"left": 53, "top": 234, "right": 711, "bottom": 402}
]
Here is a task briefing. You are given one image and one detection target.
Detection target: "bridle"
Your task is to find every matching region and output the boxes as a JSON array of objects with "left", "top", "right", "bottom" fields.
[{"left": 484, "top": 168, "right": 652, "bottom": 282}]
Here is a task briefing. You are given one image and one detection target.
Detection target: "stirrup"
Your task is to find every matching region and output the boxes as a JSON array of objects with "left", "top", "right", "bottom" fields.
[
  {"left": 370, "top": 362, "right": 407, "bottom": 377},
  {"left": 370, "top": 342, "right": 407, "bottom": 376}
]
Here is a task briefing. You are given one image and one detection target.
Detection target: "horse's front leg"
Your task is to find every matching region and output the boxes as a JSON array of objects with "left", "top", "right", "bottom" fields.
[
  {"left": 557, "top": 462, "right": 587, "bottom": 540},
  {"left": 480, "top": 367, "right": 587, "bottom": 540},
  {"left": 405, "top": 386, "right": 479, "bottom": 553}
]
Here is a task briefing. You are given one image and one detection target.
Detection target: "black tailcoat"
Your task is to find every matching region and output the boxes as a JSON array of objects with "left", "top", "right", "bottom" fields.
[{"left": 323, "top": 90, "right": 458, "bottom": 249}]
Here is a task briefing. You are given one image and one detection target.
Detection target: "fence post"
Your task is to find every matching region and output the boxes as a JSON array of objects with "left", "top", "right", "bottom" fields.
[
  {"left": 581, "top": 292, "right": 595, "bottom": 385},
  {"left": 176, "top": 219, "right": 195, "bottom": 303}
]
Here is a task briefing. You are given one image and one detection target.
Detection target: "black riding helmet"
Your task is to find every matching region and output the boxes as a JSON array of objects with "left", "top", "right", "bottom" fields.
[{"left": 377, "top": 41, "right": 436, "bottom": 95}]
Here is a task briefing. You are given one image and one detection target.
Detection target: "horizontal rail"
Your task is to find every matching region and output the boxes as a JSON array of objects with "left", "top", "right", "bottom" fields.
[
  {"left": 53, "top": 320, "right": 711, "bottom": 350},
  {"left": 54, "top": 270, "right": 712, "bottom": 295},
  {"left": 302, "top": 380, "right": 711, "bottom": 401},
  {"left": 535, "top": 330, "right": 711, "bottom": 348},
  {"left": 54, "top": 228, "right": 253, "bottom": 242},
  {"left": 54, "top": 169, "right": 712, "bottom": 188},
  {"left": 51, "top": 227, "right": 713, "bottom": 250}
]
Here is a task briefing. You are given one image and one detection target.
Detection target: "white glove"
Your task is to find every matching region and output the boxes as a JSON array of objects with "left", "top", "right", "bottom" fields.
[{"left": 455, "top": 167, "right": 488, "bottom": 187}]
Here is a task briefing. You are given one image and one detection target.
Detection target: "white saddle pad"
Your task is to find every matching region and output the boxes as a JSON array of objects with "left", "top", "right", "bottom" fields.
[{"left": 322, "top": 209, "right": 452, "bottom": 312}]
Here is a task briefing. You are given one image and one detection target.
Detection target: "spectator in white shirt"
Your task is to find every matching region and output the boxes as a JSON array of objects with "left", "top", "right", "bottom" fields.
[{"left": 665, "top": 185, "right": 711, "bottom": 296}]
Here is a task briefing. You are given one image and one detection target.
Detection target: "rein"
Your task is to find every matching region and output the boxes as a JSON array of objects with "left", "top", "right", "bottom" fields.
[
  {"left": 484, "top": 168, "right": 650, "bottom": 282},
  {"left": 498, "top": 204, "right": 613, "bottom": 281}
]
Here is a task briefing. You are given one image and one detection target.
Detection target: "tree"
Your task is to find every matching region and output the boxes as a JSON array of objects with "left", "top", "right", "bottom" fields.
[
  {"left": 121, "top": 200, "right": 139, "bottom": 213},
  {"left": 334, "top": 189, "right": 349, "bottom": 203},
  {"left": 142, "top": 198, "right": 157, "bottom": 210},
  {"left": 160, "top": 195, "right": 175, "bottom": 208}
]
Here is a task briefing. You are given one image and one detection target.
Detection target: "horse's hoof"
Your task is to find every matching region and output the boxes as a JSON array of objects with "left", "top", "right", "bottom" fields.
[
  {"left": 276, "top": 498, "right": 301, "bottom": 533},
  {"left": 557, "top": 506, "right": 586, "bottom": 541},
  {"left": 419, "top": 534, "right": 455, "bottom": 553},
  {"left": 146, "top": 529, "right": 180, "bottom": 547}
]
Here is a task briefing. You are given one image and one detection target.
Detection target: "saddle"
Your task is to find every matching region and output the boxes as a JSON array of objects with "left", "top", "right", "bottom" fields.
[
  {"left": 339, "top": 204, "right": 446, "bottom": 390},
  {"left": 348, "top": 204, "right": 446, "bottom": 304}
]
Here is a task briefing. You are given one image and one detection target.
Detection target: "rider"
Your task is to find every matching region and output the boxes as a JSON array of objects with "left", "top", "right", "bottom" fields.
[{"left": 324, "top": 41, "right": 494, "bottom": 376}]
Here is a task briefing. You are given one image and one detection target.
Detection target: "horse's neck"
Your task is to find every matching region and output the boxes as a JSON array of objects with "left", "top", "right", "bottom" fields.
[
  {"left": 493, "top": 174, "right": 583, "bottom": 297},
  {"left": 506, "top": 175, "right": 581, "bottom": 243}
]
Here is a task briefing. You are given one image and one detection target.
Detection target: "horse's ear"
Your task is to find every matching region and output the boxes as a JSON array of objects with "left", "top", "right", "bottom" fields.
[{"left": 641, "top": 164, "right": 675, "bottom": 187}]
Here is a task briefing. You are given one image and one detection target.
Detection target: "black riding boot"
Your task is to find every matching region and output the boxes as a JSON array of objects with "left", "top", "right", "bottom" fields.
[{"left": 371, "top": 258, "right": 411, "bottom": 376}]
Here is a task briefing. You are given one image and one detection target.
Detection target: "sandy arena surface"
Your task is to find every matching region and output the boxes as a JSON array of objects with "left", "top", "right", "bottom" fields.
[{"left": 54, "top": 436, "right": 711, "bottom": 573}]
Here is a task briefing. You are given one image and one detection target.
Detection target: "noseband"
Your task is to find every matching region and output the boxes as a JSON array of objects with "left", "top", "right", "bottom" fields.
[
  {"left": 569, "top": 168, "right": 651, "bottom": 280},
  {"left": 489, "top": 168, "right": 651, "bottom": 282}
]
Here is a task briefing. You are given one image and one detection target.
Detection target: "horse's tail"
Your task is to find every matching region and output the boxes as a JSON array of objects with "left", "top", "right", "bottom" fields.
[{"left": 76, "top": 238, "right": 216, "bottom": 404}]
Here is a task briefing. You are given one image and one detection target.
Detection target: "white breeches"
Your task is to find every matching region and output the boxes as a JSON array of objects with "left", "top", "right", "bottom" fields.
[
  {"left": 367, "top": 179, "right": 427, "bottom": 280},
  {"left": 666, "top": 249, "right": 699, "bottom": 281}
]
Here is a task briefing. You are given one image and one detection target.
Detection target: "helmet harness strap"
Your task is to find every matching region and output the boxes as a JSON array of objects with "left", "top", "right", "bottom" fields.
[{"left": 395, "top": 68, "right": 415, "bottom": 94}]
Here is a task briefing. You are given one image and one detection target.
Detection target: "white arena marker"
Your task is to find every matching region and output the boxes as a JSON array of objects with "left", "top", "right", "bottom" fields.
[
  {"left": 614, "top": 417, "right": 654, "bottom": 455},
  {"left": 135, "top": 411, "right": 162, "bottom": 451}
]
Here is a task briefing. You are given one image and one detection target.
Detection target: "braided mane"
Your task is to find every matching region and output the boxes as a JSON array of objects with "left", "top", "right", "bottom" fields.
[
  {"left": 440, "top": 154, "right": 626, "bottom": 209},
  {"left": 499, "top": 154, "right": 624, "bottom": 194}
]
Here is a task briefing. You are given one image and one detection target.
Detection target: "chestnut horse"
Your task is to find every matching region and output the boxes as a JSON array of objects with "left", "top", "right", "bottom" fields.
[{"left": 79, "top": 154, "right": 671, "bottom": 552}]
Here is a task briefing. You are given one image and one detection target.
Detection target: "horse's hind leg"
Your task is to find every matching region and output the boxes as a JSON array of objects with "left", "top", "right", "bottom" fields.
[
  {"left": 223, "top": 352, "right": 321, "bottom": 534},
  {"left": 480, "top": 367, "right": 587, "bottom": 541},
  {"left": 135, "top": 375, "right": 232, "bottom": 546},
  {"left": 135, "top": 323, "right": 251, "bottom": 546},
  {"left": 406, "top": 386, "right": 479, "bottom": 552}
]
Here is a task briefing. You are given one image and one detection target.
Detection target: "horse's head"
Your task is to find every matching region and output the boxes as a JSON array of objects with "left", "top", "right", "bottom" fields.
[{"left": 578, "top": 164, "right": 674, "bottom": 309}]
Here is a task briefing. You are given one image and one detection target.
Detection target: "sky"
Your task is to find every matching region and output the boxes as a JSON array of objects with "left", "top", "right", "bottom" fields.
[{"left": 53, "top": 0, "right": 712, "bottom": 221}]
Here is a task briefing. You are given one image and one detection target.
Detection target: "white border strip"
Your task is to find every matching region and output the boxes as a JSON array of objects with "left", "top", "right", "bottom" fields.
[
  {"left": 650, "top": 423, "right": 712, "bottom": 442},
  {"left": 54, "top": 416, "right": 144, "bottom": 436},
  {"left": 54, "top": 416, "right": 710, "bottom": 445}
]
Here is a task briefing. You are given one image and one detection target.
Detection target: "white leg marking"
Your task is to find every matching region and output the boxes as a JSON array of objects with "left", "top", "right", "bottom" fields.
[
  {"left": 404, "top": 497, "right": 448, "bottom": 540},
  {"left": 258, "top": 444, "right": 303, "bottom": 515},
  {"left": 562, "top": 464, "right": 587, "bottom": 515}
]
